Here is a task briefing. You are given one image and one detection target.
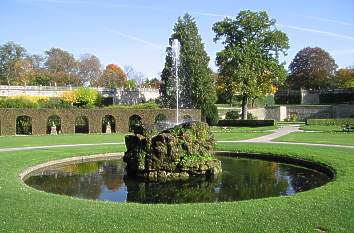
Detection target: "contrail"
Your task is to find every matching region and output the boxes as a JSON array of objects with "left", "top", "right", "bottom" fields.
[
  {"left": 296, "top": 14, "right": 353, "bottom": 26},
  {"left": 109, "top": 29, "right": 165, "bottom": 51},
  {"left": 277, "top": 23, "right": 354, "bottom": 41}
]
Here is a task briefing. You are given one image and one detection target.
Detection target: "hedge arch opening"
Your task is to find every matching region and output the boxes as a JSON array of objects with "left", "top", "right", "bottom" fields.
[
  {"left": 155, "top": 114, "right": 168, "bottom": 131},
  {"left": 182, "top": 115, "right": 192, "bottom": 123},
  {"left": 102, "top": 115, "right": 116, "bottom": 133},
  {"left": 47, "top": 115, "right": 61, "bottom": 134},
  {"left": 16, "top": 115, "right": 32, "bottom": 135},
  {"left": 75, "top": 116, "right": 89, "bottom": 134},
  {"left": 129, "top": 114, "right": 142, "bottom": 132}
]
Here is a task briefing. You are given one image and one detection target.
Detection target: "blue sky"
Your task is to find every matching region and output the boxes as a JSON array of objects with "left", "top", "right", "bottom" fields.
[{"left": 1, "top": 0, "right": 353, "bottom": 78}]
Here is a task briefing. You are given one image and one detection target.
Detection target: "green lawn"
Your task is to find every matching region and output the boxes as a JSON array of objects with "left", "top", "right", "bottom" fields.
[
  {"left": 0, "top": 143, "right": 353, "bottom": 232},
  {"left": 0, "top": 133, "right": 125, "bottom": 148},
  {"left": 274, "top": 132, "right": 354, "bottom": 146},
  {"left": 213, "top": 131, "right": 269, "bottom": 141},
  {"left": 0, "top": 130, "right": 271, "bottom": 148},
  {"left": 300, "top": 125, "right": 343, "bottom": 132}
]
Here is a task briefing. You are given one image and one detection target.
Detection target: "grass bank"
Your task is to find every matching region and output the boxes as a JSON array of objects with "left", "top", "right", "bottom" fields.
[
  {"left": 0, "top": 142, "right": 353, "bottom": 232},
  {"left": 274, "top": 132, "right": 354, "bottom": 146}
]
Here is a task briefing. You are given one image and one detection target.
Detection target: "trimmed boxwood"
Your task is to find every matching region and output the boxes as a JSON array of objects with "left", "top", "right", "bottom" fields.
[
  {"left": 306, "top": 118, "right": 354, "bottom": 126},
  {"left": 218, "top": 119, "right": 275, "bottom": 127}
]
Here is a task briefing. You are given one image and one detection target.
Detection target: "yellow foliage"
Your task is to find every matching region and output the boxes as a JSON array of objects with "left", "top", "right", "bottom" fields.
[
  {"left": 10, "top": 96, "right": 49, "bottom": 103},
  {"left": 271, "top": 84, "right": 278, "bottom": 94},
  {"left": 60, "top": 91, "right": 77, "bottom": 104}
]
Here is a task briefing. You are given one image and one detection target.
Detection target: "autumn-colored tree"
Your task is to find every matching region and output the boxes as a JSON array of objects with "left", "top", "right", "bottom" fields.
[
  {"left": 287, "top": 47, "right": 337, "bottom": 90},
  {"left": 97, "top": 64, "right": 127, "bottom": 88},
  {"left": 334, "top": 68, "right": 354, "bottom": 88}
]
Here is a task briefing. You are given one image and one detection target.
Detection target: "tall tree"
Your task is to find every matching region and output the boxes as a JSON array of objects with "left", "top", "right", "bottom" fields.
[
  {"left": 287, "top": 47, "right": 337, "bottom": 90},
  {"left": 97, "top": 64, "right": 127, "bottom": 88},
  {"left": 44, "top": 48, "right": 80, "bottom": 85},
  {"left": 160, "top": 13, "right": 217, "bottom": 123},
  {"left": 0, "top": 41, "right": 27, "bottom": 85},
  {"left": 78, "top": 54, "right": 102, "bottom": 86},
  {"left": 213, "top": 11, "right": 289, "bottom": 119}
]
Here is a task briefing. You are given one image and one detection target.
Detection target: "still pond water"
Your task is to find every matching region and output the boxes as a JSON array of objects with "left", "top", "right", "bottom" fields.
[{"left": 25, "top": 156, "right": 331, "bottom": 204}]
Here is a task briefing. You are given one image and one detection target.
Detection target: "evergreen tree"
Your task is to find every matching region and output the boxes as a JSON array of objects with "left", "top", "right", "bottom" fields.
[{"left": 160, "top": 13, "right": 217, "bottom": 123}]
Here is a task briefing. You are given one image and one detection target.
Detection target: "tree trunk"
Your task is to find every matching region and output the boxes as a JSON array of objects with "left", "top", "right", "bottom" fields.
[{"left": 241, "top": 93, "right": 248, "bottom": 120}]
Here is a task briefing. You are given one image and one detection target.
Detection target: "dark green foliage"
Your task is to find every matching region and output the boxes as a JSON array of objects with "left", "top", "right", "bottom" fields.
[
  {"left": 218, "top": 120, "right": 275, "bottom": 127},
  {"left": 225, "top": 110, "right": 240, "bottom": 120},
  {"left": 319, "top": 91, "right": 354, "bottom": 104},
  {"left": 306, "top": 118, "right": 354, "bottom": 126},
  {"left": 160, "top": 13, "right": 216, "bottom": 113},
  {"left": 201, "top": 102, "right": 219, "bottom": 126}
]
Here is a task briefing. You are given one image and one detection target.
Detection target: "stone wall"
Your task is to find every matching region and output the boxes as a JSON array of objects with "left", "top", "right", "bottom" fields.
[
  {"left": 249, "top": 104, "right": 354, "bottom": 121},
  {"left": 0, "top": 108, "right": 200, "bottom": 136}
]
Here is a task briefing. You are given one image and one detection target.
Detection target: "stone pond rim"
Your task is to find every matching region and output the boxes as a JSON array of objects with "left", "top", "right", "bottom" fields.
[{"left": 123, "top": 121, "right": 222, "bottom": 180}]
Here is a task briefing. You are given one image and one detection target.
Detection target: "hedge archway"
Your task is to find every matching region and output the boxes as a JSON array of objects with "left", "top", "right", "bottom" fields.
[
  {"left": 75, "top": 116, "right": 89, "bottom": 134},
  {"left": 16, "top": 115, "right": 32, "bottom": 135},
  {"left": 128, "top": 115, "right": 142, "bottom": 132},
  {"left": 102, "top": 115, "right": 116, "bottom": 133}
]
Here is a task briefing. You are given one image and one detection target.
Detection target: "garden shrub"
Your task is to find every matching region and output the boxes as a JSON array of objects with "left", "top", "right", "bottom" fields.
[
  {"left": 225, "top": 110, "right": 240, "bottom": 120},
  {"left": 218, "top": 119, "right": 275, "bottom": 127},
  {"left": 306, "top": 118, "right": 354, "bottom": 126},
  {"left": 284, "top": 112, "right": 299, "bottom": 122},
  {"left": 247, "top": 112, "right": 258, "bottom": 120}
]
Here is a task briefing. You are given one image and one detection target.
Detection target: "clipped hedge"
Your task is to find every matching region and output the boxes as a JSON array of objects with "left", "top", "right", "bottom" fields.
[
  {"left": 306, "top": 118, "right": 354, "bottom": 126},
  {"left": 218, "top": 119, "right": 275, "bottom": 127}
]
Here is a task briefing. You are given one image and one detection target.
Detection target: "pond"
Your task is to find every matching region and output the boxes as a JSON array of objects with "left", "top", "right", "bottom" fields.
[{"left": 24, "top": 155, "right": 331, "bottom": 204}]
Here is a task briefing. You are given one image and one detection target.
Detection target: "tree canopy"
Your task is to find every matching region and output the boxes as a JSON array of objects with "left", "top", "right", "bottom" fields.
[
  {"left": 334, "top": 67, "right": 354, "bottom": 88},
  {"left": 96, "top": 64, "right": 127, "bottom": 88},
  {"left": 160, "top": 13, "right": 217, "bottom": 124},
  {"left": 287, "top": 47, "right": 337, "bottom": 90},
  {"left": 213, "top": 10, "right": 289, "bottom": 119}
]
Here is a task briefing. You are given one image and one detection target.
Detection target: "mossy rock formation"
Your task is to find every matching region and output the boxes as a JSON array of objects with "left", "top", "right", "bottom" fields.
[{"left": 123, "top": 121, "right": 221, "bottom": 180}]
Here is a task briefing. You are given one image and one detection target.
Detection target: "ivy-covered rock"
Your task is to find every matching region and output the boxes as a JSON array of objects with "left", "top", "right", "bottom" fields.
[{"left": 123, "top": 121, "right": 221, "bottom": 180}]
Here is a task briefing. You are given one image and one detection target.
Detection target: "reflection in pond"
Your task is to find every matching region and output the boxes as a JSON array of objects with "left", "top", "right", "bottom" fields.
[{"left": 24, "top": 156, "right": 331, "bottom": 204}]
